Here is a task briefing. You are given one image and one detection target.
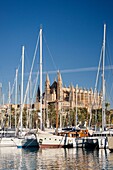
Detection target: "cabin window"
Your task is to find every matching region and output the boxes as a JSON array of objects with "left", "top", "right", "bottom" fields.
[{"left": 49, "top": 138, "right": 51, "bottom": 140}]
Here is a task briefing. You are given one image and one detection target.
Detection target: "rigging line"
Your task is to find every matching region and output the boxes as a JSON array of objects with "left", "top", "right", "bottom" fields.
[
  {"left": 10, "top": 56, "right": 21, "bottom": 100},
  {"left": 94, "top": 46, "right": 103, "bottom": 95},
  {"left": 106, "top": 82, "right": 113, "bottom": 104},
  {"left": 24, "top": 48, "right": 32, "bottom": 75},
  {"left": 89, "top": 46, "right": 103, "bottom": 128},
  {"left": 105, "top": 51, "right": 113, "bottom": 96},
  {"left": 105, "top": 43, "right": 113, "bottom": 97},
  {"left": 106, "top": 36, "right": 113, "bottom": 73},
  {"left": 107, "top": 49, "right": 113, "bottom": 77},
  {"left": 105, "top": 65, "right": 113, "bottom": 103},
  {"left": 106, "top": 40, "right": 113, "bottom": 82},
  {"left": 23, "top": 32, "right": 40, "bottom": 105},
  {"left": 31, "top": 70, "right": 39, "bottom": 104},
  {"left": 109, "top": 83, "right": 113, "bottom": 102},
  {"left": 43, "top": 33, "right": 58, "bottom": 71},
  {"left": 106, "top": 47, "right": 113, "bottom": 78}
]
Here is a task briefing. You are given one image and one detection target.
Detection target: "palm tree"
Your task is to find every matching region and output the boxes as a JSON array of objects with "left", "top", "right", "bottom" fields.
[
  {"left": 105, "top": 102, "right": 110, "bottom": 125},
  {"left": 48, "top": 103, "right": 56, "bottom": 128}
]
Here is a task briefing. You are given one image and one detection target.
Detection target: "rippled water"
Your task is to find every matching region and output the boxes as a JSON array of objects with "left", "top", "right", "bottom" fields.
[{"left": 0, "top": 147, "right": 113, "bottom": 170}]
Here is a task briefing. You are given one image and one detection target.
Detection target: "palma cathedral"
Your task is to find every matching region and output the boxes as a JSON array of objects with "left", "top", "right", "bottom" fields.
[{"left": 35, "top": 71, "right": 102, "bottom": 113}]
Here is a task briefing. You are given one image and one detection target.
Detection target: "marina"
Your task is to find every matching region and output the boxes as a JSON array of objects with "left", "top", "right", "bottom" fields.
[
  {"left": 0, "top": 0, "right": 113, "bottom": 169},
  {"left": 34, "top": 23, "right": 113, "bottom": 151},
  {"left": 0, "top": 19, "right": 112, "bottom": 151},
  {"left": 0, "top": 24, "right": 113, "bottom": 151}
]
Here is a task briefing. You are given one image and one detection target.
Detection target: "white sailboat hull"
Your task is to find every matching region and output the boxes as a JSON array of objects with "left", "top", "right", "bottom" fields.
[
  {"left": 0, "top": 137, "right": 16, "bottom": 147},
  {"left": 13, "top": 134, "right": 39, "bottom": 148},
  {"left": 36, "top": 131, "right": 74, "bottom": 148}
]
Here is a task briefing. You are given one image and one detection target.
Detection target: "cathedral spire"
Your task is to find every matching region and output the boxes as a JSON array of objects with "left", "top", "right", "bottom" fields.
[
  {"left": 45, "top": 73, "right": 50, "bottom": 95},
  {"left": 57, "top": 70, "right": 63, "bottom": 100},
  {"left": 46, "top": 73, "right": 50, "bottom": 84},
  {"left": 69, "top": 83, "right": 75, "bottom": 108},
  {"left": 57, "top": 70, "right": 62, "bottom": 84}
]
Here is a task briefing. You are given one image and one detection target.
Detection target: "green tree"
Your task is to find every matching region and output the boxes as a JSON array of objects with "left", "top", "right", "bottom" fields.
[{"left": 48, "top": 103, "right": 56, "bottom": 128}]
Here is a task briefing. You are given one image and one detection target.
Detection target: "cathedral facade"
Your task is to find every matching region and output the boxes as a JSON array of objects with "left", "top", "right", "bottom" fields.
[{"left": 36, "top": 71, "right": 102, "bottom": 113}]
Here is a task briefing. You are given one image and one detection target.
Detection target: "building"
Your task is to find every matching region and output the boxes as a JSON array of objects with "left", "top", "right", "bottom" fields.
[{"left": 35, "top": 71, "right": 102, "bottom": 113}]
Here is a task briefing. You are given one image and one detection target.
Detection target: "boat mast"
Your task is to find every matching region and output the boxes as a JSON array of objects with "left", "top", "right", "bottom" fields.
[
  {"left": 8, "top": 81, "right": 11, "bottom": 128},
  {"left": 20, "top": 46, "right": 24, "bottom": 133},
  {"left": 75, "top": 84, "right": 78, "bottom": 127},
  {"left": 40, "top": 26, "right": 43, "bottom": 130},
  {"left": 102, "top": 24, "right": 106, "bottom": 131},
  {"left": 15, "top": 69, "right": 18, "bottom": 134},
  {"left": 56, "top": 99, "right": 58, "bottom": 134}
]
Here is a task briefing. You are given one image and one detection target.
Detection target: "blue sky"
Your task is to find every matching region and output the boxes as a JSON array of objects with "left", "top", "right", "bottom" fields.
[{"left": 0, "top": 0, "right": 113, "bottom": 107}]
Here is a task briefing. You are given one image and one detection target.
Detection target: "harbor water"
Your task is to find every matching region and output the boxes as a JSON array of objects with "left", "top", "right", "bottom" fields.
[{"left": 0, "top": 147, "right": 113, "bottom": 170}]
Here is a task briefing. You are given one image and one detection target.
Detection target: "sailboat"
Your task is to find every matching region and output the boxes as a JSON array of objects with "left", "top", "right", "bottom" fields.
[
  {"left": 84, "top": 24, "right": 113, "bottom": 149},
  {"left": 0, "top": 83, "right": 17, "bottom": 147},
  {"left": 0, "top": 124, "right": 16, "bottom": 147},
  {"left": 35, "top": 27, "right": 79, "bottom": 148},
  {"left": 13, "top": 46, "right": 39, "bottom": 148}
]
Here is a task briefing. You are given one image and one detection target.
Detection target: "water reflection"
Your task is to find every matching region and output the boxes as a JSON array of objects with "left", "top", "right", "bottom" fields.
[
  {"left": 0, "top": 147, "right": 113, "bottom": 169},
  {"left": 36, "top": 148, "right": 111, "bottom": 170},
  {"left": 0, "top": 147, "right": 21, "bottom": 170},
  {"left": 0, "top": 147, "right": 38, "bottom": 170}
]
